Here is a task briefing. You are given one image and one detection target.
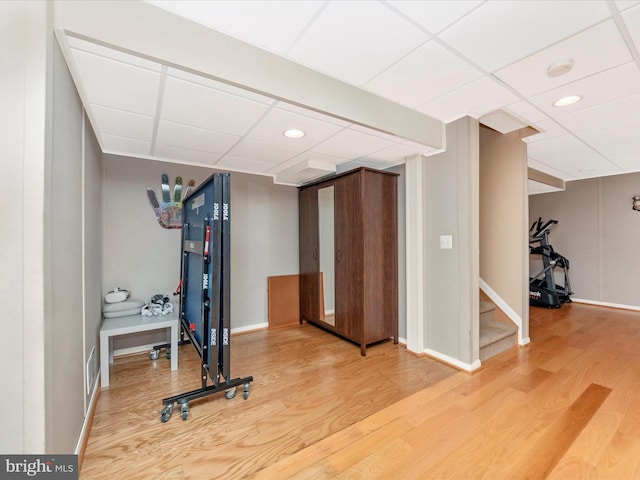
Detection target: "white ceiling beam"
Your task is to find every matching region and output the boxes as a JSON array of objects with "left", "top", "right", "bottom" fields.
[{"left": 52, "top": 0, "right": 444, "bottom": 151}]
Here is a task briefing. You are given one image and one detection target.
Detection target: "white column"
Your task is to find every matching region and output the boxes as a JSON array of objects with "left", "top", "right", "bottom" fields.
[{"left": 405, "top": 155, "right": 425, "bottom": 354}]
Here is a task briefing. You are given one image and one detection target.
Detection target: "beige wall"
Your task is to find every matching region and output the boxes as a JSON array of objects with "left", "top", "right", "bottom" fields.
[
  {"left": 479, "top": 126, "right": 529, "bottom": 340},
  {"left": 103, "top": 155, "right": 300, "bottom": 353},
  {"left": 530, "top": 172, "right": 640, "bottom": 307}
]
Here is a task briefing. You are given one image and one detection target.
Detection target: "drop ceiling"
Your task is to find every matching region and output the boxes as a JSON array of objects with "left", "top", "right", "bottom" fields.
[{"left": 55, "top": 0, "right": 640, "bottom": 190}]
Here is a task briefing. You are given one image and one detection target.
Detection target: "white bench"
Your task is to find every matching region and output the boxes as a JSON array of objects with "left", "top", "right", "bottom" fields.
[{"left": 100, "top": 311, "right": 179, "bottom": 388}]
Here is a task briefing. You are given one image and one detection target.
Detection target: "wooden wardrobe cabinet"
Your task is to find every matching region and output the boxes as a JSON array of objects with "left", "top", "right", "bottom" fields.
[{"left": 299, "top": 167, "right": 398, "bottom": 356}]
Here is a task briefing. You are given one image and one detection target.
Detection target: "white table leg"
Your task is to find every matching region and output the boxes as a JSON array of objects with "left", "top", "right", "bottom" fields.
[
  {"left": 170, "top": 324, "right": 178, "bottom": 371},
  {"left": 100, "top": 333, "right": 109, "bottom": 388}
]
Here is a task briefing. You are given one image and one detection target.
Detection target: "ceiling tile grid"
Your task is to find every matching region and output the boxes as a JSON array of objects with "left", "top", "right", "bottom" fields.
[
  {"left": 160, "top": 76, "right": 273, "bottom": 136},
  {"left": 60, "top": 0, "right": 640, "bottom": 186},
  {"left": 286, "top": 1, "right": 430, "bottom": 86},
  {"left": 437, "top": 0, "right": 611, "bottom": 72},
  {"left": 154, "top": 143, "right": 222, "bottom": 166}
]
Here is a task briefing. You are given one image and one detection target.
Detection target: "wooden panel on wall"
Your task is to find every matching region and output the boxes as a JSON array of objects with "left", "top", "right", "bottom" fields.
[{"left": 268, "top": 274, "right": 300, "bottom": 329}]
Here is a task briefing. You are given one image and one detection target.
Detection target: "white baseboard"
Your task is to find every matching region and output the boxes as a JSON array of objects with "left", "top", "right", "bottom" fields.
[
  {"left": 232, "top": 322, "right": 268, "bottom": 334},
  {"left": 571, "top": 298, "right": 640, "bottom": 311},
  {"left": 424, "top": 348, "right": 482, "bottom": 373},
  {"left": 75, "top": 371, "right": 100, "bottom": 455}
]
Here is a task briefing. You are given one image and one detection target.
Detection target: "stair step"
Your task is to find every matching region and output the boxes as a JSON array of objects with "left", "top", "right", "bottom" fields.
[
  {"left": 479, "top": 300, "right": 495, "bottom": 315},
  {"left": 479, "top": 298, "right": 518, "bottom": 361},
  {"left": 479, "top": 317, "right": 518, "bottom": 361}
]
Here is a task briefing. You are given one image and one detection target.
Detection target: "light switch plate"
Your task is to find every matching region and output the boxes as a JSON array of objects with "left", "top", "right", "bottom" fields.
[{"left": 440, "top": 235, "right": 453, "bottom": 249}]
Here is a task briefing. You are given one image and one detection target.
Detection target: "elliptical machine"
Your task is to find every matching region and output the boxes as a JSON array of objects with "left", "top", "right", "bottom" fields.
[{"left": 529, "top": 217, "right": 573, "bottom": 308}]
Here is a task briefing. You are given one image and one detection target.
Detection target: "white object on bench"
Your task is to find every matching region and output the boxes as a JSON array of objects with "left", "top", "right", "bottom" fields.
[{"left": 99, "top": 310, "right": 179, "bottom": 388}]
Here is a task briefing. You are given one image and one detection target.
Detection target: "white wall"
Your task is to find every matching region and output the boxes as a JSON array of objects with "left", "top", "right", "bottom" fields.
[
  {"left": 1, "top": 0, "right": 51, "bottom": 453},
  {"left": 1, "top": 1, "right": 103, "bottom": 454},
  {"left": 103, "top": 155, "right": 299, "bottom": 352}
]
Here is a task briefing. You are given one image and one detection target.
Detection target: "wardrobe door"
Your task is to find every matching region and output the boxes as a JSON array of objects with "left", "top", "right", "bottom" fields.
[
  {"left": 299, "top": 185, "right": 320, "bottom": 323},
  {"left": 334, "top": 172, "right": 364, "bottom": 344},
  {"left": 362, "top": 170, "right": 398, "bottom": 344}
]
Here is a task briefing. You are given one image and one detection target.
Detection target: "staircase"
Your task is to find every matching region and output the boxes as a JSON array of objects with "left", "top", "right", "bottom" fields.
[{"left": 480, "top": 300, "right": 518, "bottom": 361}]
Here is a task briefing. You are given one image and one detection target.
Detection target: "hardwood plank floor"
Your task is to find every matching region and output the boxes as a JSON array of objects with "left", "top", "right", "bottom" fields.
[
  {"left": 82, "top": 303, "right": 640, "bottom": 479},
  {"left": 81, "top": 323, "right": 456, "bottom": 479}
]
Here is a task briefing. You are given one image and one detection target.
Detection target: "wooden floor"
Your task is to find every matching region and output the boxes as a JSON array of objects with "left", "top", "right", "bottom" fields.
[{"left": 82, "top": 304, "right": 640, "bottom": 479}]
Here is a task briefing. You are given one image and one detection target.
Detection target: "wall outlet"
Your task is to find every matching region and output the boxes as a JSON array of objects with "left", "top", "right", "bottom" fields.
[
  {"left": 86, "top": 346, "right": 96, "bottom": 395},
  {"left": 440, "top": 235, "right": 453, "bottom": 249}
]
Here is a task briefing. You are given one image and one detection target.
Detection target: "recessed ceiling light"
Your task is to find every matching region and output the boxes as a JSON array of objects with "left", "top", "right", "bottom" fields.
[
  {"left": 283, "top": 129, "right": 305, "bottom": 139},
  {"left": 553, "top": 95, "right": 582, "bottom": 107},
  {"left": 547, "top": 58, "right": 574, "bottom": 77}
]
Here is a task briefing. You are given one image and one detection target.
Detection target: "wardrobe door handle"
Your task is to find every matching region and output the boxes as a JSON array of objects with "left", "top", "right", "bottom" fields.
[
  {"left": 336, "top": 250, "right": 342, "bottom": 263},
  {"left": 313, "top": 248, "right": 318, "bottom": 260}
]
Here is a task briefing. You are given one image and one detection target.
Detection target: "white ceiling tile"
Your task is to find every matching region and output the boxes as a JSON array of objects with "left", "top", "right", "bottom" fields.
[
  {"left": 529, "top": 62, "right": 640, "bottom": 117},
  {"left": 417, "top": 76, "right": 519, "bottom": 123},
  {"left": 556, "top": 92, "right": 640, "bottom": 132},
  {"left": 622, "top": 4, "right": 640, "bottom": 51},
  {"left": 101, "top": 134, "right": 151, "bottom": 157},
  {"left": 364, "top": 41, "right": 483, "bottom": 108},
  {"left": 246, "top": 107, "right": 345, "bottom": 149},
  {"left": 617, "top": 1, "right": 640, "bottom": 12},
  {"left": 154, "top": 143, "right": 222, "bottom": 166},
  {"left": 310, "top": 127, "right": 396, "bottom": 159},
  {"left": 288, "top": 1, "right": 429, "bottom": 85},
  {"left": 166, "top": 68, "right": 276, "bottom": 105},
  {"left": 227, "top": 138, "right": 302, "bottom": 164},
  {"left": 70, "top": 49, "right": 161, "bottom": 116},
  {"left": 156, "top": 120, "right": 240, "bottom": 154},
  {"left": 387, "top": 0, "right": 483, "bottom": 34},
  {"left": 144, "top": 0, "right": 172, "bottom": 10},
  {"left": 439, "top": 1, "right": 611, "bottom": 71},
  {"left": 161, "top": 76, "right": 271, "bottom": 135},
  {"left": 494, "top": 20, "right": 631, "bottom": 97},
  {"left": 172, "top": 1, "right": 324, "bottom": 55},
  {"left": 527, "top": 134, "right": 623, "bottom": 178},
  {"left": 576, "top": 116, "right": 640, "bottom": 171},
  {"left": 215, "top": 155, "right": 276, "bottom": 173},
  {"left": 67, "top": 36, "right": 162, "bottom": 71},
  {"left": 90, "top": 105, "right": 154, "bottom": 141}
]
